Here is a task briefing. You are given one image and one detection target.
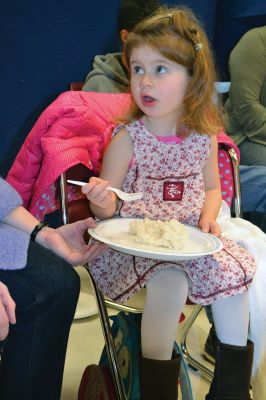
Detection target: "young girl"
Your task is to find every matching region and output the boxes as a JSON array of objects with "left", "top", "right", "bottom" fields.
[{"left": 82, "top": 7, "right": 255, "bottom": 400}]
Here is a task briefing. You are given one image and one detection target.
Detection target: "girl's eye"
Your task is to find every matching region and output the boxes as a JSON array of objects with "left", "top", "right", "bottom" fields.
[
  {"left": 156, "top": 65, "right": 167, "bottom": 74},
  {"left": 133, "top": 66, "right": 144, "bottom": 75}
]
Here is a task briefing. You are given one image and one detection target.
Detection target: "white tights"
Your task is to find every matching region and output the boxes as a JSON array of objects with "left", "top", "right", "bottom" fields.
[
  {"left": 211, "top": 291, "right": 249, "bottom": 346},
  {"left": 141, "top": 268, "right": 188, "bottom": 360},
  {"left": 141, "top": 268, "right": 249, "bottom": 360}
]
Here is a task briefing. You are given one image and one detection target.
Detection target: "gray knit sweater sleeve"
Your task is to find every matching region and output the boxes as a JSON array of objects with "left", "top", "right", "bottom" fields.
[
  {"left": 0, "top": 177, "right": 22, "bottom": 219},
  {"left": 0, "top": 177, "right": 30, "bottom": 270}
]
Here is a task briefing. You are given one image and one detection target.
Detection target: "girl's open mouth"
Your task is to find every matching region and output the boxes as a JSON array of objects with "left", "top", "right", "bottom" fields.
[{"left": 141, "top": 95, "right": 157, "bottom": 107}]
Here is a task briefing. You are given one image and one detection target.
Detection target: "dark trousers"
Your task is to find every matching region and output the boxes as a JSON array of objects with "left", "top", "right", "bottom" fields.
[{"left": 0, "top": 241, "right": 80, "bottom": 400}]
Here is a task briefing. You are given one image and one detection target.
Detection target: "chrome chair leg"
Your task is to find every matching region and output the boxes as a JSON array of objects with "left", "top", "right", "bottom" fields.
[
  {"left": 84, "top": 265, "right": 127, "bottom": 400},
  {"left": 228, "top": 147, "right": 243, "bottom": 218},
  {"left": 60, "top": 174, "right": 69, "bottom": 224},
  {"left": 104, "top": 298, "right": 143, "bottom": 313},
  {"left": 180, "top": 305, "right": 213, "bottom": 381}
]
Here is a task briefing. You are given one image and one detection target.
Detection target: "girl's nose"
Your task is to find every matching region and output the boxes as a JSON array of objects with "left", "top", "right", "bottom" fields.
[{"left": 140, "top": 73, "right": 153, "bottom": 88}]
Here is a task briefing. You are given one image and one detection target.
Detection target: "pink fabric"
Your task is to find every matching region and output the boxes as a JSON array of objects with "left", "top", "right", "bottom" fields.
[
  {"left": 139, "top": 118, "right": 184, "bottom": 144},
  {"left": 217, "top": 130, "right": 240, "bottom": 161},
  {"left": 217, "top": 130, "right": 240, "bottom": 207},
  {"left": 157, "top": 135, "right": 183, "bottom": 144},
  {"left": 90, "top": 120, "right": 255, "bottom": 305}
]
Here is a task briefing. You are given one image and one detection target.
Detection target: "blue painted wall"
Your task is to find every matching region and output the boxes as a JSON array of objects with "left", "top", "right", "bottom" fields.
[{"left": 1, "top": 0, "right": 265, "bottom": 175}]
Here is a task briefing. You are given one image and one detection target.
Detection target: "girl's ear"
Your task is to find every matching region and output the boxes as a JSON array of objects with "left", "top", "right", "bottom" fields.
[{"left": 120, "top": 29, "right": 129, "bottom": 43}]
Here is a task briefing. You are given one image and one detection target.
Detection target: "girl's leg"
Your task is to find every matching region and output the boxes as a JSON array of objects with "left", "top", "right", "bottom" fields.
[
  {"left": 142, "top": 268, "right": 189, "bottom": 359},
  {"left": 0, "top": 241, "right": 80, "bottom": 400},
  {"left": 211, "top": 292, "right": 249, "bottom": 346},
  {"left": 206, "top": 292, "right": 253, "bottom": 400},
  {"left": 139, "top": 268, "right": 189, "bottom": 400}
]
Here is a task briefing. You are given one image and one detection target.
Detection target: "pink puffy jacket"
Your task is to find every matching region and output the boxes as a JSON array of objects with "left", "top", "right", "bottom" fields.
[{"left": 7, "top": 91, "right": 132, "bottom": 219}]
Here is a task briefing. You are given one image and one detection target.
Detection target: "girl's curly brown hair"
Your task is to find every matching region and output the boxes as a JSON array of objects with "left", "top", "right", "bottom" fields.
[{"left": 122, "top": 6, "right": 223, "bottom": 136}]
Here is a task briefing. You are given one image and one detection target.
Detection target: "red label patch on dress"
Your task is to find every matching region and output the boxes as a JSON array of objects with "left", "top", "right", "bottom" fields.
[{"left": 163, "top": 181, "right": 184, "bottom": 201}]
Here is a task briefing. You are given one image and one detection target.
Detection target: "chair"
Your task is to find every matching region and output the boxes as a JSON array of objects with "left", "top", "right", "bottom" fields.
[
  {"left": 60, "top": 151, "right": 241, "bottom": 391},
  {"left": 60, "top": 93, "right": 242, "bottom": 388},
  {"left": 52, "top": 90, "right": 244, "bottom": 389}
]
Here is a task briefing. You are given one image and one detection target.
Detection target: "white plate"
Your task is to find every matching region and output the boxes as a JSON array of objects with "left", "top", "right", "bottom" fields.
[{"left": 88, "top": 218, "right": 223, "bottom": 261}]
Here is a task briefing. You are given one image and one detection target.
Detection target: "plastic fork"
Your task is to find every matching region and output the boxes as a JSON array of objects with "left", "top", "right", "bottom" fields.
[{"left": 67, "top": 180, "right": 143, "bottom": 201}]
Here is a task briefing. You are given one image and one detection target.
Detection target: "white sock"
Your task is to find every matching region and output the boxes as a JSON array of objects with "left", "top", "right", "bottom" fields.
[{"left": 141, "top": 268, "right": 189, "bottom": 360}]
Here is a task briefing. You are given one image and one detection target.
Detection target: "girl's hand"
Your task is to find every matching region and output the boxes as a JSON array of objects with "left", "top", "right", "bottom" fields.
[
  {"left": 198, "top": 217, "right": 221, "bottom": 237},
  {"left": 81, "top": 177, "right": 113, "bottom": 209}
]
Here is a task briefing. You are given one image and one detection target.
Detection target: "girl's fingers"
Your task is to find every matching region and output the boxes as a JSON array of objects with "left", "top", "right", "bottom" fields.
[
  {"left": 211, "top": 224, "right": 221, "bottom": 237},
  {"left": 200, "top": 221, "right": 210, "bottom": 233},
  {"left": 82, "top": 180, "right": 109, "bottom": 199}
]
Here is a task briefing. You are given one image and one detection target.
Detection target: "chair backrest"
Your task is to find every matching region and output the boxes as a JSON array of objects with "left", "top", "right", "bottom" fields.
[
  {"left": 70, "top": 82, "right": 84, "bottom": 91},
  {"left": 214, "top": 82, "right": 242, "bottom": 217}
]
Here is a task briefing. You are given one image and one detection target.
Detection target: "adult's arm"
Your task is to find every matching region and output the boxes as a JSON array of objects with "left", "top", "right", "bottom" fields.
[
  {"left": 3, "top": 205, "right": 106, "bottom": 266},
  {"left": 226, "top": 28, "right": 266, "bottom": 144}
]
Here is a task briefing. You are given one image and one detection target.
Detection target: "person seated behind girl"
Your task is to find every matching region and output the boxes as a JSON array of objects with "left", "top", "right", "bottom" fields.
[
  {"left": 81, "top": 7, "right": 256, "bottom": 400},
  {"left": 82, "top": 0, "right": 161, "bottom": 93}
]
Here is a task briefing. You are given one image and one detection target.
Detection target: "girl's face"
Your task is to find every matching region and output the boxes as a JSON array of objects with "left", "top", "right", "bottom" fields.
[{"left": 130, "top": 45, "right": 190, "bottom": 125}]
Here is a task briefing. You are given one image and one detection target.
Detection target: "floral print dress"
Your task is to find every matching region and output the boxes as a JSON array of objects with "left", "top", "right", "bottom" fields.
[{"left": 89, "top": 120, "right": 256, "bottom": 305}]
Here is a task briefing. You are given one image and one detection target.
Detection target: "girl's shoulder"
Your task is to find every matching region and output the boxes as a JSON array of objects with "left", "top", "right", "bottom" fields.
[
  {"left": 112, "top": 119, "right": 142, "bottom": 138},
  {"left": 189, "top": 131, "right": 211, "bottom": 145},
  {"left": 188, "top": 132, "right": 212, "bottom": 160}
]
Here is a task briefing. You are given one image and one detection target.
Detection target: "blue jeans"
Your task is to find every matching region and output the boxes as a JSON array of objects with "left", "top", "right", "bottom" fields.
[
  {"left": 239, "top": 165, "right": 266, "bottom": 213},
  {"left": 0, "top": 241, "right": 80, "bottom": 400}
]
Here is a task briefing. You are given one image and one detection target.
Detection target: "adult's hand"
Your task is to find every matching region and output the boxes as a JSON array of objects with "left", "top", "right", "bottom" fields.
[
  {"left": 36, "top": 218, "right": 107, "bottom": 265},
  {"left": 0, "top": 282, "right": 16, "bottom": 341}
]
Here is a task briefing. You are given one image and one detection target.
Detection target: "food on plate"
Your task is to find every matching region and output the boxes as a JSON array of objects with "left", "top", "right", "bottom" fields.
[{"left": 129, "top": 218, "right": 188, "bottom": 250}]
